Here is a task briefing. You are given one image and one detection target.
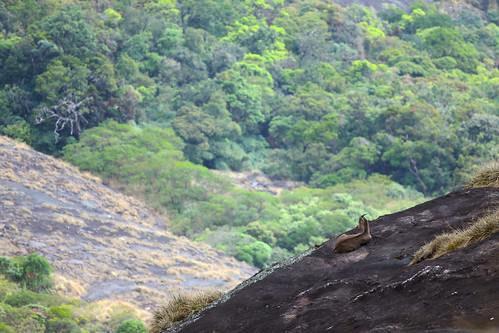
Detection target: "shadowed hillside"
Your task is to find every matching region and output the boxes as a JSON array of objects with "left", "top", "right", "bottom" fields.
[
  {"left": 164, "top": 187, "right": 499, "bottom": 332},
  {"left": 0, "top": 136, "right": 256, "bottom": 319}
]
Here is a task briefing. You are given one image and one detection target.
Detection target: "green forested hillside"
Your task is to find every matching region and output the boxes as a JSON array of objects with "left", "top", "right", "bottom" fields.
[{"left": 1, "top": 0, "right": 498, "bottom": 267}]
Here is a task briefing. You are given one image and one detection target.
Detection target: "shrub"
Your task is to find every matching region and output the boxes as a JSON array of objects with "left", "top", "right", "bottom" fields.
[
  {"left": 0, "top": 277, "right": 17, "bottom": 302},
  {"left": 150, "top": 290, "right": 224, "bottom": 333},
  {"left": 237, "top": 241, "right": 272, "bottom": 268},
  {"left": 47, "top": 305, "right": 72, "bottom": 319},
  {"left": 21, "top": 253, "right": 54, "bottom": 292},
  {"left": 0, "top": 257, "right": 22, "bottom": 282},
  {"left": 45, "top": 318, "right": 82, "bottom": 333},
  {"left": 0, "top": 323, "right": 14, "bottom": 333},
  {"left": 3, "top": 289, "right": 41, "bottom": 307},
  {"left": 3, "top": 289, "right": 69, "bottom": 308},
  {"left": 432, "top": 56, "right": 457, "bottom": 70},
  {"left": 115, "top": 318, "right": 148, "bottom": 333},
  {"left": 0, "top": 304, "right": 45, "bottom": 333}
]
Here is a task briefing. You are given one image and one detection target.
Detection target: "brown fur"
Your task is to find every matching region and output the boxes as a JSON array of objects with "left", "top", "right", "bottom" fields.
[{"left": 333, "top": 215, "right": 372, "bottom": 253}]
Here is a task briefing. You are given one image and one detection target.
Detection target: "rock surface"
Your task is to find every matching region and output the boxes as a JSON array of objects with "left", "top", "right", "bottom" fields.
[{"left": 167, "top": 187, "right": 499, "bottom": 333}]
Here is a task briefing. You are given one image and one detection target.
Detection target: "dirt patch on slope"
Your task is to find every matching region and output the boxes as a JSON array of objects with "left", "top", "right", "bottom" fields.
[{"left": 212, "top": 170, "right": 305, "bottom": 196}]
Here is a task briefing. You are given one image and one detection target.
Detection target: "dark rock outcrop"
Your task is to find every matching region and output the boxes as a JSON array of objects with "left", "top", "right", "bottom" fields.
[{"left": 166, "top": 187, "right": 499, "bottom": 332}]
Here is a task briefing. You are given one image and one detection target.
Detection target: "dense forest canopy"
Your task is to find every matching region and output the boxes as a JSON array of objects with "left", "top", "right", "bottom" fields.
[{"left": 1, "top": 0, "right": 498, "bottom": 267}]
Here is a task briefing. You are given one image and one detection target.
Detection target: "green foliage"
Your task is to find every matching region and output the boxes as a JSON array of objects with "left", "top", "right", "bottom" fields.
[
  {"left": 0, "top": 258, "right": 22, "bottom": 283},
  {"left": 421, "top": 27, "right": 479, "bottom": 73},
  {"left": 0, "top": 254, "right": 54, "bottom": 292},
  {"left": 0, "top": 323, "right": 14, "bottom": 333},
  {"left": 487, "top": 8, "right": 499, "bottom": 25},
  {"left": 21, "top": 253, "right": 54, "bottom": 292},
  {"left": 45, "top": 318, "right": 82, "bottom": 333},
  {"left": 0, "top": 303, "right": 45, "bottom": 333},
  {"left": 4, "top": 289, "right": 48, "bottom": 307},
  {"left": 0, "top": 256, "right": 148, "bottom": 332},
  {"left": 237, "top": 241, "right": 272, "bottom": 268},
  {"left": 39, "top": 4, "right": 97, "bottom": 58},
  {"left": 1, "top": 120, "right": 34, "bottom": 145},
  {"left": 1, "top": 0, "right": 498, "bottom": 268},
  {"left": 47, "top": 305, "right": 72, "bottom": 320},
  {"left": 0, "top": 277, "right": 17, "bottom": 302},
  {"left": 115, "top": 318, "right": 148, "bottom": 333}
]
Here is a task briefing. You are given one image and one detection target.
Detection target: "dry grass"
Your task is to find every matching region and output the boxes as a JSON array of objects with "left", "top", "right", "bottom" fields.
[
  {"left": 463, "top": 160, "right": 499, "bottom": 188},
  {"left": 411, "top": 209, "right": 499, "bottom": 264},
  {"left": 77, "top": 299, "right": 150, "bottom": 323},
  {"left": 54, "top": 214, "right": 87, "bottom": 227},
  {"left": 149, "top": 290, "right": 224, "bottom": 333},
  {"left": 53, "top": 274, "right": 87, "bottom": 298},
  {"left": 18, "top": 207, "right": 32, "bottom": 215}
]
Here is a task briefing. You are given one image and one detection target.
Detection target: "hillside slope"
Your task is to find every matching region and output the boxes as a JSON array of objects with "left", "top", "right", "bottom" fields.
[
  {"left": 0, "top": 136, "right": 256, "bottom": 314},
  {"left": 166, "top": 187, "right": 499, "bottom": 332}
]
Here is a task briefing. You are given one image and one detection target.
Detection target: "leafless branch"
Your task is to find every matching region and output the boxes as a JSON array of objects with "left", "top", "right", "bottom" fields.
[{"left": 35, "top": 95, "right": 91, "bottom": 142}]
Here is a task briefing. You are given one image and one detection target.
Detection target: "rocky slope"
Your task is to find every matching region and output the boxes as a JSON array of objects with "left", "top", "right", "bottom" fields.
[
  {"left": 0, "top": 136, "right": 256, "bottom": 317},
  {"left": 166, "top": 187, "right": 499, "bottom": 332}
]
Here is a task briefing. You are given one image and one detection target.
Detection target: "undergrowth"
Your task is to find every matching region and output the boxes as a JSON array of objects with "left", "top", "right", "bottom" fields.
[
  {"left": 410, "top": 209, "right": 499, "bottom": 264},
  {"left": 149, "top": 290, "right": 224, "bottom": 333}
]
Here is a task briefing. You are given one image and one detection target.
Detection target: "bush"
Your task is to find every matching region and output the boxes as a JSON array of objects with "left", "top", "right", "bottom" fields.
[
  {"left": 432, "top": 56, "right": 457, "bottom": 70},
  {"left": 0, "top": 277, "right": 17, "bottom": 302},
  {"left": 0, "top": 254, "right": 54, "bottom": 292},
  {"left": 3, "top": 289, "right": 41, "bottom": 307},
  {"left": 115, "top": 318, "right": 148, "bottom": 333},
  {"left": 0, "top": 304, "right": 45, "bottom": 333},
  {"left": 45, "top": 318, "right": 82, "bottom": 333},
  {"left": 3, "top": 289, "right": 69, "bottom": 308},
  {"left": 47, "top": 305, "right": 72, "bottom": 319},
  {"left": 21, "top": 253, "right": 54, "bottom": 291},
  {"left": 0, "top": 257, "right": 22, "bottom": 282},
  {"left": 237, "top": 241, "right": 272, "bottom": 268},
  {"left": 0, "top": 323, "right": 14, "bottom": 333},
  {"left": 487, "top": 8, "right": 499, "bottom": 25}
]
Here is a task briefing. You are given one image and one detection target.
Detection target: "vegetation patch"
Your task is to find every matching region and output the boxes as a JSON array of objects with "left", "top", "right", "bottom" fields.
[
  {"left": 0, "top": 254, "right": 149, "bottom": 332},
  {"left": 150, "top": 290, "right": 224, "bottom": 333},
  {"left": 464, "top": 160, "right": 499, "bottom": 188},
  {"left": 411, "top": 209, "right": 499, "bottom": 264}
]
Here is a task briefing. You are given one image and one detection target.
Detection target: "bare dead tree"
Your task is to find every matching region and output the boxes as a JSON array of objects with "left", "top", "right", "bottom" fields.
[{"left": 35, "top": 95, "right": 92, "bottom": 141}]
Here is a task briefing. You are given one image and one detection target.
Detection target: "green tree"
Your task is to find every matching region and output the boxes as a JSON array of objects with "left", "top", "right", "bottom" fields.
[
  {"left": 21, "top": 253, "right": 54, "bottom": 292},
  {"left": 40, "top": 4, "right": 97, "bottom": 58},
  {"left": 218, "top": 69, "right": 266, "bottom": 134},
  {"left": 421, "top": 27, "right": 479, "bottom": 73},
  {"left": 237, "top": 241, "right": 272, "bottom": 268}
]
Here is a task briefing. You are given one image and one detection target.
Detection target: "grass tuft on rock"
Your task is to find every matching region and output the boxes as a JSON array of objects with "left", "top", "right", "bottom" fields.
[
  {"left": 464, "top": 159, "right": 499, "bottom": 188},
  {"left": 149, "top": 290, "right": 224, "bottom": 333},
  {"left": 411, "top": 209, "right": 499, "bottom": 264}
]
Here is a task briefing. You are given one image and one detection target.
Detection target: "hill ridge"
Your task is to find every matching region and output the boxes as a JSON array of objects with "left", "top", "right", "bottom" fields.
[{"left": 0, "top": 135, "right": 256, "bottom": 319}]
